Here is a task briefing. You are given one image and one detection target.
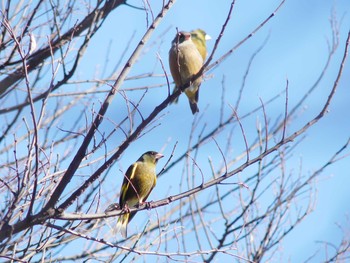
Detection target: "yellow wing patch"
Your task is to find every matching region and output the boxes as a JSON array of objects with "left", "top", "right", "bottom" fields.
[{"left": 120, "top": 162, "right": 138, "bottom": 203}]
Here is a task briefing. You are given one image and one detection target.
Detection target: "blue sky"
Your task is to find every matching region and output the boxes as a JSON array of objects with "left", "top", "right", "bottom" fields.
[
  {"left": 72, "top": 0, "right": 350, "bottom": 261},
  {"left": 3, "top": 0, "right": 350, "bottom": 261}
]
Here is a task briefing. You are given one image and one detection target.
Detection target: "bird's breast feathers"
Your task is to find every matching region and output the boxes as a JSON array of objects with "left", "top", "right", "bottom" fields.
[
  {"left": 169, "top": 41, "right": 203, "bottom": 86},
  {"left": 132, "top": 162, "right": 156, "bottom": 189}
]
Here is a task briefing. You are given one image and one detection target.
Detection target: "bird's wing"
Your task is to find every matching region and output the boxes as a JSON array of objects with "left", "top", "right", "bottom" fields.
[
  {"left": 169, "top": 46, "right": 183, "bottom": 87},
  {"left": 119, "top": 162, "right": 138, "bottom": 206}
]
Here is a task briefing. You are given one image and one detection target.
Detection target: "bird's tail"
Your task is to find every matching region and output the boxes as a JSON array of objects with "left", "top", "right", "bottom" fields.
[
  {"left": 116, "top": 213, "right": 129, "bottom": 238},
  {"left": 186, "top": 88, "right": 200, "bottom": 114},
  {"left": 189, "top": 101, "right": 199, "bottom": 114}
]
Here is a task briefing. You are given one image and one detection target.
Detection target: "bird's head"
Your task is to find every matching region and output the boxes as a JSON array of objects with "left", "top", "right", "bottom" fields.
[
  {"left": 190, "top": 29, "right": 211, "bottom": 61},
  {"left": 139, "top": 151, "right": 164, "bottom": 164},
  {"left": 172, "top": 31, "right": 192, "bottom": 46},
  {"left": 191, "top": 29, "right": 211, "bottom": 41}
]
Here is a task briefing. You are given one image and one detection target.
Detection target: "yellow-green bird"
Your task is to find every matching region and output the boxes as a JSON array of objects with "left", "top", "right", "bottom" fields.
[
  {"left": 190, "top": 29, "right": 211, "bottom": 61},
  {"left": 169, "top": 31, "right": 204, "bottom": 114},
  {"left": 116, "top": 151, "right": 164, "bottom": 238}
]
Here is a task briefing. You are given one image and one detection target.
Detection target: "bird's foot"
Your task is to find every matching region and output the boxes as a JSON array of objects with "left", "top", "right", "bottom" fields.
[{"left": 122, "top": 203, "right": 131, "bottom": 213}]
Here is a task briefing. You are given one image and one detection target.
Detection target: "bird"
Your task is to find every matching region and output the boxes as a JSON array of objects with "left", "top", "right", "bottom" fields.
[
  {"left": 116, "top": 151, "right": 164, "bottom": 238},
  {"left": 190, "top": 29, "right": 211, "bottom": 61},
  {"left": 169, "top": 31, "right": 204, "bottom": 114}
]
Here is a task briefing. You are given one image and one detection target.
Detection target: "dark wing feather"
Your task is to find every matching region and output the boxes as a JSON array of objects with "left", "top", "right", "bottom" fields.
[{"left": 119, "top": 162, "right": 138, "bottom": 207}]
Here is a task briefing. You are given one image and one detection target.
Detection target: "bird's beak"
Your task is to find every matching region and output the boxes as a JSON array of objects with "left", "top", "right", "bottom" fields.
[
  {"left": 155, "top": 153, "right": 164, "bottom": 160},
  {"left": 205, "top": 34, "right": 212, "bottom": 40}
]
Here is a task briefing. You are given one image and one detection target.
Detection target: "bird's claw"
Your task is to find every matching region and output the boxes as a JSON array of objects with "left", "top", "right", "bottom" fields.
[{"left": 122, "top": 204, "right": 131, "bottom": 213}]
